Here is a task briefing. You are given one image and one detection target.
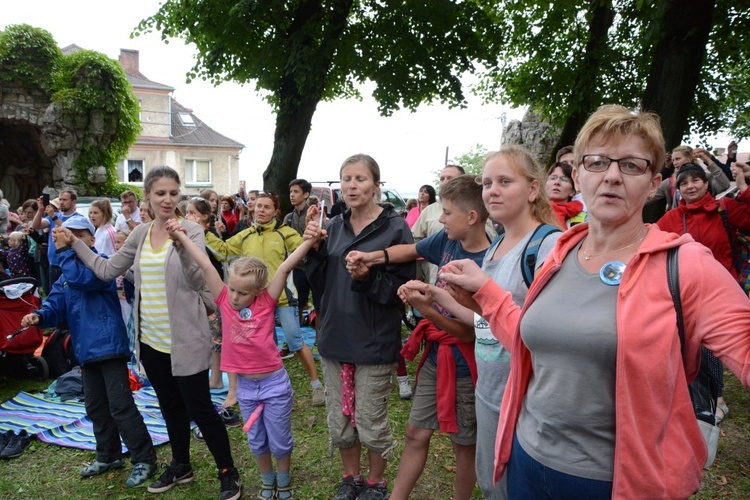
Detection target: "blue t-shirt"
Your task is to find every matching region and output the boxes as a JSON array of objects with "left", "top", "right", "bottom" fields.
[
  {"left": 416, "top": 228, "right": 488, "bottom": 377},
  {"left": 47, "top": 212, "right": 83, "bottom": 266}
]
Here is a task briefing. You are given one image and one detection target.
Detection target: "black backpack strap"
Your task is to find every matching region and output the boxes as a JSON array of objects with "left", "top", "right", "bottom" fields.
[
  {"left": 667, "top": 247, "right": 684, "bottom": 353},
  {"left": 521, "top": 224, "right": 561, "bottom": 288}
]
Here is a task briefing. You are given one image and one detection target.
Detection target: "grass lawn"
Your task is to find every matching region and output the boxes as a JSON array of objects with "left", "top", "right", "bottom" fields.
[{"left": 1, "top": 357, "right": 748, "bottom": 499}]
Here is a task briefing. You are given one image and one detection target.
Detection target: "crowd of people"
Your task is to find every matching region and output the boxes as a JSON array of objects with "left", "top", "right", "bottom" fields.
[{"left": 2, "top": 104, "right": 750, "bottom": 500}]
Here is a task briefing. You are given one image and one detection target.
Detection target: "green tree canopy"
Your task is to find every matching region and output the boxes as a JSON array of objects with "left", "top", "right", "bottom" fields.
[
  {"left": 134, "top": 0, "right": 504, "bottom": 211},
  {"left": 476, "top": 0, "right": 750, "bottom": 154}
]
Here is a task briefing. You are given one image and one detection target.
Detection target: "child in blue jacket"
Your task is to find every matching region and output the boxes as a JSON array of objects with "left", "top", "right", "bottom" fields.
[{"left": 21, "top": 217, "right": 156, "bottom": 488}]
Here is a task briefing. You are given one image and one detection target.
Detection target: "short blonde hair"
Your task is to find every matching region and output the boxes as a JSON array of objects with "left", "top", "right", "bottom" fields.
[
  {"left": 228, "top": 257, "right": 269, "bottom": 291},
  {"left": 574, "top": 105, "right": 665, "bottom": 175}
]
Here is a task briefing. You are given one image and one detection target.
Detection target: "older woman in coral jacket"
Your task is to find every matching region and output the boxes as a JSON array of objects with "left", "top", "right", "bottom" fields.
[{"left": 439, "top": 105, "right": 750, "bottom": 499}]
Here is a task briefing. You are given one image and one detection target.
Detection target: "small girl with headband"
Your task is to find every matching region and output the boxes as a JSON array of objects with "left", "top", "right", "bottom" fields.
[{"left": 166, "top": 217, "right": 321, "bottom": 500}]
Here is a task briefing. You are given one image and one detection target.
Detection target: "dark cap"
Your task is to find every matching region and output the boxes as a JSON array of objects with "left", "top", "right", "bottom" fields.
[{"left": 676, "top": 163, "right": 708, "bottom": 185}]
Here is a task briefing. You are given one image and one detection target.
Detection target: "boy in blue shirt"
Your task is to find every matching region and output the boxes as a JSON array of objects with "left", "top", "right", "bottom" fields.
[
  {"left": 346, "top": 175, "right": 491, "bottom": 499},
  {"left": 22, "top": 217, "right": 156, "bottom": 488}
]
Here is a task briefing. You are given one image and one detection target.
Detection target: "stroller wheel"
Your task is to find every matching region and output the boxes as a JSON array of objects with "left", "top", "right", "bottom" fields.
[{"left": 29, "top": 355, "right": 49, "bottom": 380}]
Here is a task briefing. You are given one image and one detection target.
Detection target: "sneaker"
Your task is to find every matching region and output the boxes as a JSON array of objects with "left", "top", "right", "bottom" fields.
[
  {"left": 125, "top": 462, "right": 157, "bottom": 488},
  {"left": 218, "top": 466, "right": 242, "bottom": 500},
  {"left": 357, "top": 479, "right": 388, "bottom": 500},
  {"left": 80, "top": 458, "right": 125, "bottom": 477},
  {"left": 312, "top": 385, "right": 326, "bottom": 407},
  {"left": 218, "top": 406, "right": 241, "bottom": 427},
  {"left": 278, "top": 344, "right": 294, "bottom": 359},
  {"left": 333, "top": 475, "right": 364, "bottom": 500},
  {"left": 0, "top": 430, "right": 16, "bottom": 455},
  {"left": 397, "top": 375, "right": 412, "bottom": 400},
  {"left": 147, "top": 462, "right": 194, "bottom": 493},
  {"left": 0, "top": 429, "right": 31, "bottom": 459},
  {"left": 193, "top": 426, "right": 204, "bottom": 440}
]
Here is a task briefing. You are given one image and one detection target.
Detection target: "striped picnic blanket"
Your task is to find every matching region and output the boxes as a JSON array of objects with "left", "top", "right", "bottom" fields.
[{"left": 0, "top": 386, "right": 227, "bottom": 452}]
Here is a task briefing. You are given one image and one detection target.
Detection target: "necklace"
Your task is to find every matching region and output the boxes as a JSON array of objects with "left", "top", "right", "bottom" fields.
[{"left": 581, "top": 230, "right": 647, "bottom": 261}]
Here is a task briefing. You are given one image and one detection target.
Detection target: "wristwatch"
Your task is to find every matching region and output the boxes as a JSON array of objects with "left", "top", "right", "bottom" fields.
[
  {"left": 51, "top": 215, "right": 59, "bottom": 221},
  {"left": 125, "top": 218, "right": 133, "bottom": 223}
]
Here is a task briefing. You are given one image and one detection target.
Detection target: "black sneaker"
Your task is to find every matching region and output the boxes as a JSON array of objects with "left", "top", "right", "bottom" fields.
[
  {"left": 218, "top": 406, "right": 241, "bottom": 427},
  {"left": 356, "top": 479, "right": 388, "bottom": 500},
  {"left": 218, "top": 466, "right": 242, "bottom": 500},
  {"left": 0, "top": 430, "right": 15, "bottom": 455},
  {"left": 278, "top": 343, "right": 294, "bottom": 359},
  {"left": 0, "top": 430, "right": 31, "bottom": 459},
  {"left": 147, "top": 462, "right": 194, "bottom": 493},
  {"left": 333, "top": 475, "right": 364, "bottom": 500}
]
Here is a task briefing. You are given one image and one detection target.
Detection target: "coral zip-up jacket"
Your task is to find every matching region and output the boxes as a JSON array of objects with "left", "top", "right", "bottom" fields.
[{"left": 473, "top": 223, "right": 750, "bottom": 499}]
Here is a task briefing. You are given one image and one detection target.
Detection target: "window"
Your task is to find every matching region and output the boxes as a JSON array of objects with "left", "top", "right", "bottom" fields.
[
  {"left": 178, "top": 112, "right": 195, "bottom": 126},
  {"left": 117, "top": 159, "right": 144, "bottom": 183},
  {"left": 185, "top": 159, "right": 211, "bottom": 185}
]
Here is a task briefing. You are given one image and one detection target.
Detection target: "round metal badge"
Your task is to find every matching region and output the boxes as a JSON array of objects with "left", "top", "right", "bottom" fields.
[
  {"left": 599, "top": 261, "right": 626, "bottom": 286},
  {"left": 240, "top": 308, "right": 253, "bottom": 320}
]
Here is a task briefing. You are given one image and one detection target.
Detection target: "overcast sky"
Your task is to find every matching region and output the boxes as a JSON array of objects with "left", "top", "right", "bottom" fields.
[
  {"left": 4, "top": 0, "right": 524, "bottom": 198},
  {"left": 5, "top": 1, "right": 746, "bottom": 198}
]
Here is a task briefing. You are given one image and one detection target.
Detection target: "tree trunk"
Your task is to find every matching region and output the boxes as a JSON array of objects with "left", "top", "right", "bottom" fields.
[
  {"left": 641, "top": 0, "right": 716, "bottom": 150},
  {"left": 261, "top": 0, "right": 354, "bottom": 216},
  {"left": 550, "top": 0, "right": 615, "bottom": 165}
]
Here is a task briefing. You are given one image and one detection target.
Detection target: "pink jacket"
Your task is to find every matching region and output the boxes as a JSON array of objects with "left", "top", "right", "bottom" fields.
[{"left": 474, "top": 223, "right": 750, "bottom": 499}]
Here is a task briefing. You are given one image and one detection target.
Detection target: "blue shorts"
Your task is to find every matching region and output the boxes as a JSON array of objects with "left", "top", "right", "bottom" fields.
[
  {"left": 276, "top": 305, "right": 304, "bottom": 352},
  {"left": 237, "top": 369, "right": 294, "bottom": 458}
]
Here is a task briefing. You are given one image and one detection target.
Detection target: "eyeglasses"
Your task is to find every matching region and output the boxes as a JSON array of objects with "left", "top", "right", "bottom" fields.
[
  {"left": 581, "top": 155, "right": 652, "bottom": 176},
  {"left": 547, "top": 174, "right": 572, "bottom": 184}
]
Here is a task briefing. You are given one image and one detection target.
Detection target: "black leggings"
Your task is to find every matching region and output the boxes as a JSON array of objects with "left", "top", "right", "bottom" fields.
[{"left": 139, "top": 342, "right": 234, "bottom": 469}]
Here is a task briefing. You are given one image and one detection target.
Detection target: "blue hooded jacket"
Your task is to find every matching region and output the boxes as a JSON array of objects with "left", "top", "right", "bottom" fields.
[{"left": 34, "top": 246, "right": 129, "bottom": 366}]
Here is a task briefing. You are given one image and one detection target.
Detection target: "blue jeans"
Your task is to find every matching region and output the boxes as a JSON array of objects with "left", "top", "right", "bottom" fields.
[
  {"left": 507, "top": 433, "right": 612, "bottom": 499},
  {"left": 275, "top": 305, "right": 304, "bottom": 352}
]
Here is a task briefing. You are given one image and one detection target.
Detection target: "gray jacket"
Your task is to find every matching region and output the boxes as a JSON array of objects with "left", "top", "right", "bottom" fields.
[{"left": 72, "top": 219, "right": 212, "bottom": 376}]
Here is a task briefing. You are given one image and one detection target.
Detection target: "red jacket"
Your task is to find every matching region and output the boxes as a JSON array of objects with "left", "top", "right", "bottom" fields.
[
  {"left": 474, "top": 223, "right": 750, "bottom": 499},
  {"left": 656, "top": 189, "right": 750, "bottom": 277}
]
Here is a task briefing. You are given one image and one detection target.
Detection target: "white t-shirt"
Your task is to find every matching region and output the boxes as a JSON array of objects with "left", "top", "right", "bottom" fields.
[{"left": 114, "top": 206, "right": 141, "bottom": 232}]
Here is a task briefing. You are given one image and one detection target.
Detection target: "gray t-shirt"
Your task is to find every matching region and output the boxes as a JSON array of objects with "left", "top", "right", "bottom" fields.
[
  {"left": 516, "top": 241, "right": 618, "bottom": 481},
  {"left": 474, "top": 228, "right": 560, "bottom": 411}
]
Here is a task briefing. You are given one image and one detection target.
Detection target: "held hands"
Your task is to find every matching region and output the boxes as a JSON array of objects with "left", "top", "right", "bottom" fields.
[
  {"left": 438, "top": 259, "right": 490, "bottom": 293},
  {"left": 731, "top": 162, "right": 749, "bottom": 191},
  {"left": 397, "top": 280, "right": 433, "bottom": 309},
  {"left": 303, "top": 219, "right": 328, "bottom": 249},
  {"left": 52, "top": 226, "right": 74, "bottom": 249},
  {"left": 165, "top": 218, "right": 187, "bottom": 246},
  {"left": 21, "top": 314, "right": 40, "bottom": 328}
]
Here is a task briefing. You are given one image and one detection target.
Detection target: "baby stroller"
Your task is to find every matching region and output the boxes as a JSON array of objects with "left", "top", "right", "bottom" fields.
[{"left": 0, "top": 272, "right": 48, "bottom": 380}]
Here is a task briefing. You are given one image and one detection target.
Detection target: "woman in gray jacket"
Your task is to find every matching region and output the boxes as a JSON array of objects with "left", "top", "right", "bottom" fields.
[
  {"left": 69, "top": 166, "right": 240, "bottom": 500},
  {"left": 305, "top": 154, "right": 415, "bottom": 500}
]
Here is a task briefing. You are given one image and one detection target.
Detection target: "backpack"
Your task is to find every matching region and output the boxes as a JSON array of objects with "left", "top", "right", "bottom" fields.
[
  {"left": 493, "top": 224, "right": 561, "bottom": 288},
  {"left": 41, "top": 329, "right": 79, "bottom": 379},
  {"left": 666, "top": 247, "right": 720, "bottom": 468}
]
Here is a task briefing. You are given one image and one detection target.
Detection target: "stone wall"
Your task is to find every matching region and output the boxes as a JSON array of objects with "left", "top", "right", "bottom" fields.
[
  {"left": 501, "top": 110, "right": 560, "bottom": 167},
  {"left": 0, "top": 85, "right": 117, "bottom": 207}
]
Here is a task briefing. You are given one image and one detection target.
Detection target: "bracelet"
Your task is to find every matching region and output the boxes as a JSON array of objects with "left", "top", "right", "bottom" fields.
[
  {"left": 125, "top": 218, "right": 132, "bottom": 223},
  {"left": 382, "top": 248, "right": 390, "bottom": 265}
]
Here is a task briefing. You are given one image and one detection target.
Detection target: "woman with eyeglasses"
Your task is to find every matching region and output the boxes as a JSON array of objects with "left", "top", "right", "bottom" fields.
[
  {"left": 545, "top": 162, "right": 586, "bottom": 228},
  {"left": 204, "top": 191, "right": 325, "bottom": 407},
  {"left": 437, "top": 105, "right": 750, "bottom": 498}
]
